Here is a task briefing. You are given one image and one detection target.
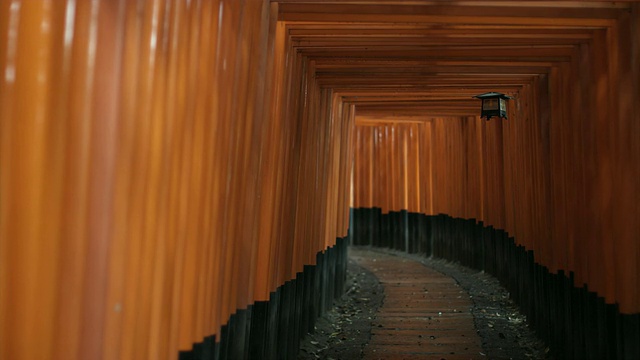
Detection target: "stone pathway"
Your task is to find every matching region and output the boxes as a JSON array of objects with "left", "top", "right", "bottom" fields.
[{"left": 354, "top": 249, "right": 485, "bottom": 360}]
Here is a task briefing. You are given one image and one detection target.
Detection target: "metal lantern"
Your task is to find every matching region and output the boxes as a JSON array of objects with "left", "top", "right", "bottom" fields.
[{"left": 474, "top": 92, "right": 512, "bottom": 120}]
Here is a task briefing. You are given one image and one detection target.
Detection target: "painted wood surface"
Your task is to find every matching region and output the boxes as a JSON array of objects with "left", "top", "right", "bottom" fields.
[
  {"left": 350, "top": 7, "right": 640, "bottom": 313},
  {"left": 1, "top": 1, "right": 638, "bottom": 359},
  {"left": 0, "top": 1, "right": 352, "bottom": 359}
]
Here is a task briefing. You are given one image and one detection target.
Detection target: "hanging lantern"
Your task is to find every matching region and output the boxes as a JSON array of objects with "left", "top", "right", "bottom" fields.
[{"left": 474, "top": 92, "right": 512, "bottom": 120}]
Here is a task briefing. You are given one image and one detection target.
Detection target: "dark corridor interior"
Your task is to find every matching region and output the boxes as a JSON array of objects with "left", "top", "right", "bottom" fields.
[{"left": 0, "top": 1, "right": 639, "bottom": 360}]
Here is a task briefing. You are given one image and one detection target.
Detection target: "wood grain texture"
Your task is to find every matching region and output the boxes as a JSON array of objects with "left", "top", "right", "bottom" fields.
[
  {"left": 0, "top": 0, "right": 352, "bottom": 359},
  {"left": 338, "top": 2, "right": 639, "bottom": 315},
  {"left": 1, "top": 1, "right": 639, "bottom": 359}
]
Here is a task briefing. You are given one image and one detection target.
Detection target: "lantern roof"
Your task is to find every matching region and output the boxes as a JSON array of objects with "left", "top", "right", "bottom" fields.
[{"left": 473, "top": 92, "right": 513, "bottom": 100}]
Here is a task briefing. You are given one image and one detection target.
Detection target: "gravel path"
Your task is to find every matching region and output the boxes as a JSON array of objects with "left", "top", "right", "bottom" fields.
[
  {"left": 299, "top": 247, "right": 552, "bottom": 360},
  {"left": 357, "top": 251, "right": 484, "bottom": 359}
]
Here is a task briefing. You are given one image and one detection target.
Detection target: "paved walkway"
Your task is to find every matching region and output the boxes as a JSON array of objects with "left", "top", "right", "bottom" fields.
[{"left": 352, "top": 249, "right": 485, "bottom": 360}]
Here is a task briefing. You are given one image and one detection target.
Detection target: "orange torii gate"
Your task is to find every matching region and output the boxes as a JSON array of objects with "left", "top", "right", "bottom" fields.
[{"left": 1, "top": 1, "right": 638, "bottom": 359}]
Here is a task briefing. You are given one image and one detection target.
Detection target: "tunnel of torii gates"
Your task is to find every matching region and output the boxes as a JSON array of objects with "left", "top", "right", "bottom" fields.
[{"left": 1, "top": 0, "right": 639, "bottom": 359}]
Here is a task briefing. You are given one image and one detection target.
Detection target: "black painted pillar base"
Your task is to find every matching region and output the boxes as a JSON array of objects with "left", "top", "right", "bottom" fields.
[
  {"left": 178, "top": 237, "right": 349, "bottom": 360},
  {"left": 350, "top": 208, "right": 640, "bottom": 360}
]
